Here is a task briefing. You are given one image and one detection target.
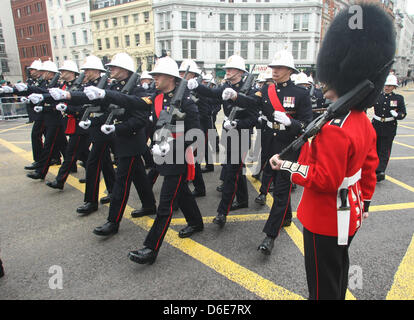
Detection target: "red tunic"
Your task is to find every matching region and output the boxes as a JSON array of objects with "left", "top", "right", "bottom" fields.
[{"left": 281, "top": 110, "right": 378, "bottom": 237}]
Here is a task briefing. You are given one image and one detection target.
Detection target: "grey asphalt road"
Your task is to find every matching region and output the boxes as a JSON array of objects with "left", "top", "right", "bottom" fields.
[{"left": 0, "top": 89, "right": 413, "bottom": 301}]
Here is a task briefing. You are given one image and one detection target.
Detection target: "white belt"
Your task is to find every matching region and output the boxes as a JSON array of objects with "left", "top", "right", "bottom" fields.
[
  {"left": 337, "top": 169, "right": 362, "bottom": 246},
  {"left": 373, "top": 115, "right": 395, "bottom": 122}
]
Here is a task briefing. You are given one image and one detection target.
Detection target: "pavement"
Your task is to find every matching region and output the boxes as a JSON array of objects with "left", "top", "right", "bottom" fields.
[{"left": 0, "top": 89, "right": 413, "bottom": 301}]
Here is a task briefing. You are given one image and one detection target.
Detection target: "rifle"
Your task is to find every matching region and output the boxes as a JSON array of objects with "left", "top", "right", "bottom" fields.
[
  {"left": 48, "top": 73, "right": 61, "bottom": 88},
  {"left": 154, "top": 65, "right": 190, "bottom": 145},
  {"left": 103, "top": 66, "right": 142, "bottom": 125},
  {"left": 69, "top": 72, "right": 85, "bottom": 92},
  {"left": 227, "top": 64, "right": 256, "bottom": 122},
  {"left": 275, "top": 79, "right": 375, "bottom": 161},
  {"left": 79, "top": 69, "right": 110, "bottom": 122}
]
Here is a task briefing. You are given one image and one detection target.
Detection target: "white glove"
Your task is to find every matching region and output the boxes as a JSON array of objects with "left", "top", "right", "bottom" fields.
[
  {"left": 2, "top": 86, "right": 13, "bottom": 93},
  {"left": 56, "top": 103, "right": 67, "bottom": 112},
  {"left": 101, "top": 124, "right": 115, "bottom": 135},
  {"left": 151, "top": 144, "right": 163, "bottom": 157},
  {"left": 15, "top": 83, "right": 28, "bottom": 92},
  {"left": 273, "top": 111, "right": 291, "bottom": 126},
  {"left": 187, "top": 78, "right": 199, "bottom": 90},
  {"left": 0, "top": 88, "right": 4, "bottom": 94},
  {"left": 34, "top": 106, "right": 43, "bottom": 113},
  {"left": 390, "top": 110, "right": 398, "bottom": 118},
  {"left": 222, "top": 88, "right": 237, "bottom": 101},
  {"left": 149, "top": 115, "right": 153, "bottom": 122},
  {"left": 84, "top": 86, "right": 106, "bottom": 100},
  {"left": 159, "top": 141, "right": 170, "bottom": 156},
  {"left": 28, "top": 93, "right": 44, "bottom": 104},
  {"left": 142, "top": 82, "right": 149, "bottom": 90},
  {"left": 49, "top": 88, "right": 69, "bottom": 101},
  {"left": 223, "top": 120, "right": 237, "bottom": 130},
  {"left": 79, "top": 120, "right": 91, "bottom": 130},
  {"left": 152, "top": 142, "right": 170, "bottom": 157}
]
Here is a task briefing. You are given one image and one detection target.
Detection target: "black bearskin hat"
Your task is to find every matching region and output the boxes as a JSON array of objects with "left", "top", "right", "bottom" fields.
[{"left": 317, "top": 3, "right": 396, "bottom": 110}]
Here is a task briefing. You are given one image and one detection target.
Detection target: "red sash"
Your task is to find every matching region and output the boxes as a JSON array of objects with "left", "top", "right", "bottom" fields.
[
  {"left": 267, "top": 84, "right": 292, "bottom": 118},
  {"left": 59, "top": 84, "right": 75, "bottom": 135},
  {"left": 185, "top": 146, "right": 195, "bottom": 181},
  {"left": 154, "top": 93, "right": 164, "bottom": 118}
]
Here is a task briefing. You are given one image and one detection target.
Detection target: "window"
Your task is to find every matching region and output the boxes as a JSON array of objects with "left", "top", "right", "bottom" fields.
[
  {"left": 134, "top": 34, "right": 140, "bottom": 46},
  {"left": 28, "top": 26, "right": 34, "bottom": 36},
  {"left": 182, "top": 11, "right": 188, "bottom": 29},
  {"left": 114, "top": 36, "right": 119, "bottom": 48},
  {"left": 53, "top": 35, "right": 58, "bottom": 48},
  {"left": 219, "top": 41, "right": 234, "bottom": 59},
  {"left": 123, "top": 15, "right": 129, "bottom": 25},
  {"left": 255, "top": 14, "right": 269, "bottom": 31},
  {"left": 61, "top": 35, "right": 66, "bottom": 47},
  {"left": 255, "top": 14, "right": 262, "bottom": 31},
  {"left": 125, "top": 35, "right": 130, "bottom": 47},
  {"left": 293, "top": 14, "right": 310, "bottom": 32},
  {"left": 81, "top": 12, "right": 86, "bottom": 22},
  {"left": 39, "top": 23, "right": 45, "bottom": 33},
  {"left": 70, "top": 15, "right": 75, "bottom": 24},
  {"left": 292, "top": 41, "right": 308, "bottom": 60},
  {"left": 145, "top": 32, "right": 150, "bottom": 44},
  {"left": 241, "top": 14, "right": 249, "bottom": 31},
  {"left": 302, "top": 14, "right": 309, "bottom": 31},
  {"left": 1, "top": 60, "right": 10, "bottom": 73},
  {"left": 41, "top": 44, "right": 48, "bottom": 56},
  {"left": 112, "top": 18, "right": 118, "bottom": 27},
  {"left": 182, "top": 40, "right": 197, "bottom": 59},
  {"left": 220, "top": 14, "right": 234, "bottom": 31},
  {"left": 254, "top": 41, "right": 269, "bottom": 60},
  {"left": 105, "top": 37, "right": 110, "bottom": 49},
  {"left": 240, "top": 41, "right": 248, "bottom": 59},
  {"left": 35, "top": 2, "right": 43, "bottom": 12},
  {"left": 190, "top": 12, "right": 196, "bottom": 29},
  {"left": 83, "top": 30, "right": 88, "bottom": 44},
  {"left": 133, "top": 13, "right": 139, "bottom": 24},
  {"left": 16, "top": 9, "right": 21, "bottom": 19},
  {"left": 144, "top": 12, "right": 149, "bottom": 23},
  {"left": 104, "top": 19, "right": 109, "bottom": 28},
  {"left": 97, "top": 39, "right": 102, "bottom": 51},
  {"left": 95, "top": 21, "right": 100, "bottom": 30},
  {"left": 72, "top": 32, "right": 77, "bottom": 45},
  {"left": 263, "top": 14, "right": 270, "bottom": 31},
  {"left": 293, "top": 14, "right": 300, "bottom": 31}
]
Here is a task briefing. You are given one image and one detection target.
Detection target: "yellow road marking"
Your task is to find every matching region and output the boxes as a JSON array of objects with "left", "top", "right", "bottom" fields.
[
  {"left": 386, "top": 175, "right": 414, "bottom": 193},
  {"left": 396, "top": 134, "right": 414, "bottom": 137},
  {"left": 0, "top": 123, "right": 31, "bottom": 134},
  {"left": 394, "top": 141, "right": 414, "bottom": 150},
  {"left": 399, "top": 124, "right": 414, "bottom": 130},
  {"left": 386, "top": 234, "right": 414, "bottom": 300},
  {"left": 390, "top": 156, "right": 414, "bottom": 160},
  {"left": 0, "top": 137, "right": 305, "bottom": 300}
]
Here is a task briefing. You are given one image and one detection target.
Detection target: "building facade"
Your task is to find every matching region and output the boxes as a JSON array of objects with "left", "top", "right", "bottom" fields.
[
  {"left": 0, "top": 0, "right": 22, "bottom": 82},
  {"left": 46, "top": 0, "right": 94, "bottom": 68},
  {"left": 90, "top": 0, "right": 155, "bottom": 71},
  {"left": 11, "top": 0, "right": 53, "bottom": 81},
  {"left": 153, "top": 0, "right": 322, "bottom": 77}
]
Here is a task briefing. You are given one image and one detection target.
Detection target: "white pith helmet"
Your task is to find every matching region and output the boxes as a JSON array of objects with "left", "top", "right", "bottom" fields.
[
  {"left": 149, "top": 56, "right": 180, "bottom": 79},
  {"left": 80, "top": 55, "right": 106, "bottom": 72},
  {"left": 58, "top": 60, "right": 79, "bottom": 74},
  {"left": 105, "top": 52, "right": 135, "bottom": 73},
  {"left": 269, "top": 50, "right": 299, "bottom": 74},
  {"left": 223, "top": 55, "right": 247, "bottom": 73},
  {"left": 179, "top": 59, "right": 201, "bottom": 75}
]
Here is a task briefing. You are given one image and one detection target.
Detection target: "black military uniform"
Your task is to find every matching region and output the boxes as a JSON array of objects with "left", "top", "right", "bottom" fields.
[
  {"left": 372, "top": 91, "right": 407, "bottom": 181},
  {"left": 247, "top": 79, "right": 312, "bottom": 253},
  {"left": 26, "top": 78, "right": 67, "bottom": 180},
  {"left": 91, "top": 77, "right": 157, "bottom": 236},
  {"left": 193, "top": 79, "right": 258, "bottom": 227},
  {"left": 70, "top": 77, "right": 116, "bottom": 214},
  {"left": 128, "top": 86, "right": 204, "bottom": 265},
  {"left": 45, "top": 78, "right": 90, "bottom": 190}
]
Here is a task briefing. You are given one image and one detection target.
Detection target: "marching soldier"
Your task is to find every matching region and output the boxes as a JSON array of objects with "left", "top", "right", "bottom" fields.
[
  {"left": 50, "top": 55, "right": 115, "bottom": 215},
  {"left": 32, "top": 60, "right": 90, "bottom": 190},
  {"left": 25, "top": 60, "right": 68, "bottom": 181},
  {"left": 244, "top": 50, "right": 313, "bottom": 255},
  {"left": 25, "top": 59, "right": 43, "bottom": 124},
  {"left": 128, "top": 56, "right": 204, "bottom": 265},
  {"left": 187, "top": 55, "right": 258, "bottom": 227},
  {"left": 371, "top": 74, "right": 407, "bottom": 182},
  {"left": 270, "top": 3, "right": 394, "bottom": 299},
  {"left": 78, "top": 52, "right": 157, "bottom": 236}
]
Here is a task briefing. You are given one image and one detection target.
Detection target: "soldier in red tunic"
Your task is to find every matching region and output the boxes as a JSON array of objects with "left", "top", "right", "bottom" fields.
[{"left": 270, "top": 4, "right": 396, "bottom": 300}]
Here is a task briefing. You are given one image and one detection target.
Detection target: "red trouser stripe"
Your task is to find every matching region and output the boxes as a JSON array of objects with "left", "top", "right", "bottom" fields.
[
  {"left": 41, "top": 127, "right": 60, "bottom": 176},
  {"left": 61, "top": 135, "right": 81, "bottom": 182},
  {"left": 115, "top": 157, "right": 135, "bottom": 223},
  {"left": 276, "top": 183, "right": 293, "bottom": 236},
  {"left": 155, "top": 175, "right": 182, "bottom": 251},
  {"left": 92, "top": 143, "right": 107, "bottom": 202}
]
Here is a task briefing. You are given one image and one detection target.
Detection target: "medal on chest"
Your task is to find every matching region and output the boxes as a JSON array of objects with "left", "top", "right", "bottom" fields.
[{"left": 283, "top": 96, "right": 295, "bottom": 109}]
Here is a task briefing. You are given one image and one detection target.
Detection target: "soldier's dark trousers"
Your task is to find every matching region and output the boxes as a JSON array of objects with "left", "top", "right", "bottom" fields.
[
  {"left": 376, "top": 135, "right": 395, "bottom": 173},
  {"left": 217, "top": 163, "right": 248, "bottom": 216},
  {"left": 35, "top": 125, "right": 64, "bottom": 178},
  {"left": 192, "top": 163, "right": 206, "bottom": 193},
  {"left": 262, "top": 169, "right": 292, "bottom": 238},
  {"left": 108, "top": 155, "right": 156, "bottom": 224},
  {"left": 84, "top": 141, "right": 115, "bottom": 204},
  {"left": 144, "top": 173, "right": 203, "bottom": 251},
  {"left": 31, "top": 120, "right": 45, "bottom": 162},
  {"left": 56, "top": 134, "right": 90, "bottom": 183},
  {"left": 200, "top": 118, "right": 215, "bottom": 167},
  {"left": 303, "top": 227, "right": 355, "bottom": 300},
  {"left": 259, "top": 162, "right": 274, "bottom": 195}
]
